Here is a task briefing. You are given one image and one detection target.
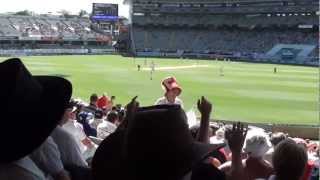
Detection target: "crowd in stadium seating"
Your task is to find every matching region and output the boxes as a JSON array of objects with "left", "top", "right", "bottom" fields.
[
  {"left": 133, "top": 14, "right": 317, "bottom": 27},
  {"left": 0, "top": 15, "right": 110, "bottom": 41},
  {"left": 133, "top": 27, "right": 317, "bottom": 55},
  {"left": 0, "top": 58, "right": 319, "bottom": 180}
]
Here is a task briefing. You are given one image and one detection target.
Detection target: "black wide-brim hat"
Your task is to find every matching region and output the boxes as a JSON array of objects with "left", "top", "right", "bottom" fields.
[
  {"left": 92, "top": 105, "right": 225, "bottom": 180},
  {"left": 0, "top": 58, "right": 72, "bottom": 163}
]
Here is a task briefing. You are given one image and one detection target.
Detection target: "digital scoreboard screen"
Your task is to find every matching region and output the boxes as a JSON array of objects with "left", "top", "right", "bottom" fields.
[{"left": 92, "top": 3, "right": 118, "bottom": 21}]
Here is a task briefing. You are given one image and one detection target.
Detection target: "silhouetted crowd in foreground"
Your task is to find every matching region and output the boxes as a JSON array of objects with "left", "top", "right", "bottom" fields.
[{"left": 0, "top": 58, "right": 319, "bottom": 180}]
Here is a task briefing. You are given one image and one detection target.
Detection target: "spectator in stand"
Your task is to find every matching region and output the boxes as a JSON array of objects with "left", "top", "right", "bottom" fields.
[
  {"left": 78, "top": 111, "right": 97, "bottom": 137},
  {"left": 264, "top": 132, "right": 287, "bottom": 164},
  {"left": 155, "top": 76, "right": 184, "bottom": 108},
  {"left": 31, "top": 137, "right": 71, "bottom": 180},
  {"left": 50, "top": 105, "right": 89, "bottom": 168},
  {"left": 291, "top": 138, "right": 317, "bottom": 180},
  {"left": 88, "top": 94, "right": 97, "bottom": 105},
  {"left": 220, "top": 128, "right": 273, "bottom": 180},
  {"left": 92, "top": 97, "right": 225, "bottom": 180},
  {"left": 62, "top": 101, "right": 97, "bottom": 160},
  {"left": 82, "top": 93, "right": 101, "bottom": 116},
  {"left": 97, "top": 110, "right": 119, "bottom": 139},
  {"left": 190, "top": 97, "right": 227, "bottom": 179},
  {"left": 270, "top": 139, "right": 308, "bottom": 180},
  {"left": 270, "top": 132, "right": 288, "bottom": 146},
  {"left": 0, "top": 58, "right": 71, "bottom": 180},
  {"left": 221, "top": 122, "right": 249, "bottom": 180},
  {"left": 116, "top": 107, "right": 125, "bottom": 126},
  {"left": 97, "top": 93, "right": 110, "bottom": 110}
]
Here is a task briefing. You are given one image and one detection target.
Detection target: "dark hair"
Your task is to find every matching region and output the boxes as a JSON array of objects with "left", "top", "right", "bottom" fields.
[
  {"left": 270, "top": 132, "right": 287, "bottom": 146},
  {"left": 272, "top": 139, "right": 307, "bottom": 180},
  {"left": 111, "top": 106, "right": 117, "bottom": 111},
  {"left": 107, "top": 111, "right": 119, "bottom": 124},
  {"left": 90, "top": 93, "right": 98, "bottom": 103},
  {"left": 118, "top": 109, "right": 125, "bottom": 123},
  {"left": 189, "top": 124, "right": 200, "bottom": 140}
]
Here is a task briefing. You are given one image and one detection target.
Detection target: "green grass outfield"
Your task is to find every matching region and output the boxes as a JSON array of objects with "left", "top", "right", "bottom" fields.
[{"left": 1, "top": 55, "right": 318, "bottom": 125}]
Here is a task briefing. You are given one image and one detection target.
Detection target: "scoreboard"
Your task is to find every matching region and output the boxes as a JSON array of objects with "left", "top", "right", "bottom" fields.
[{"left": 92, "top": 3, "right": 119, "bottom": 21}]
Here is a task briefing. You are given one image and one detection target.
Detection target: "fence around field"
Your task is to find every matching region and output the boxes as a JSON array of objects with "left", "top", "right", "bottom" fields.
[
  {"left": 213, "top": 119, "right": 319, "bottom": 140},
  {"left": 0, "top": 48, "right": 115, "bottom": 56}
]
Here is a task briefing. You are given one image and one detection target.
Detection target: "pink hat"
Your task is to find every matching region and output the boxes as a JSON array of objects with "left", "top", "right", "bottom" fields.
[{"left": 161, "top": 76, "right": 182, "bottom": 96}]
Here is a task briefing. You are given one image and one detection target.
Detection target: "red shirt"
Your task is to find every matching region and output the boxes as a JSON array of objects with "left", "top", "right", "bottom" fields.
[
  {"left": 97, "top": 96, "right": 110, "bottom": 109},
  {"left": 301, "top": 161, "right": 314, "bottom": 180}
]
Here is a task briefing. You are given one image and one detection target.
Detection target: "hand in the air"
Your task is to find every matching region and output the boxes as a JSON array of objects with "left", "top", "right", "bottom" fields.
[{"left": 225, "top": 122, "right": 248, "bottom": 155}]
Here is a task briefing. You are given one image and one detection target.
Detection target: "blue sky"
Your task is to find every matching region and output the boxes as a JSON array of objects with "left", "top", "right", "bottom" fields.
[{"left": 0, "top": 0, "right": 129, "bottom": 17}]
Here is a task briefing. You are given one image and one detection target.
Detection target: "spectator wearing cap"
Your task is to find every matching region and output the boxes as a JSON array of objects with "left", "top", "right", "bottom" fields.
[
  {"left": 97, "top": 111, "right": 118, "bottom": 139},
  {"left": 155, "top": 76, "right": 184, "bottom": 108},
  {"left": 50, "top": 106, "right": 89, "bottom": 168},
  {"left": 220, "top": 129, "right": 273, "bottom": 180},
  {"left": 0, "top": 58, "right": 72, "bottom": 180},
  {"left": 62, "top": 102, "right": 97, "bottom": 160},
  {"left": 62, "top": 102, "right": 87, "bottom": 152}
]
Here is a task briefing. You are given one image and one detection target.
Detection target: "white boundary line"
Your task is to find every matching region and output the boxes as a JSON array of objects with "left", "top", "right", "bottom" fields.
[{"left": 142, "top": 65, "right": 209, "bottom": 71}]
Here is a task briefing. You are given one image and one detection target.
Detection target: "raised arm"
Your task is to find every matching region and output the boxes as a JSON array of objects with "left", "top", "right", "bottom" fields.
[
  {"left": 225, "top": 122, "right": 248, "bottom": 180},
  {"left": 196, "top": 96, "right": 212, "bottom": 143}
]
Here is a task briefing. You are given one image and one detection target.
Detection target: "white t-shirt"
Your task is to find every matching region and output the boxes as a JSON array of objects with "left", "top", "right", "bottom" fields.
[
  {"left": 0, "top": 156, "right": 46, "bottom": 180},
  {"left": 155, "top": 97, "right": 184, "bottom": 108},
  {"left": 30, "top": 137, "right": 64, "bottom": 178},
  {"left": 62, "top": 120, "right": 87, "bottom": 153},
  {"left": 51, "top": 126, "right": 88, "bottom": 167},
  {"left": 97, "top": 120, "right": 117, "bottom": 139},
  {"left": 89, "top": 118, "right": 103, "bottom": 130}
]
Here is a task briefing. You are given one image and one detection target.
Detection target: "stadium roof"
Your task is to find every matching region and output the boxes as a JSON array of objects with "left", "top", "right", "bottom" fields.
[{"left": 124, "top": 0, "right": 315, "bottom": 3}]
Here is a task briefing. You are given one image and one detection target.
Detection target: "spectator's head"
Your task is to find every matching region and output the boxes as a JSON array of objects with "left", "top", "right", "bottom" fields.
[
  {"left": 111, "top": 106, "right": 117, "bottom": 111},
  {"left": 162, "top": 77, "right": 182, "bottom": 102},
  {"left": 107, "top": 110, "right": 119, "bottom": 124},
  {"left": 60, "top": 101, "right": 77, "bottom": 125},
  {"left": 190, "top": 124, "right": 200, "bottom": 139},
  {"left": 210, "top": 127, "right": 225, "bottom": 144},
  {"left": 0, "top": 58, "right": 72, "bottom": 163},
  {"left": 209, "top": 123, "right": 220, "bottom": 137},
  {"left": 243, "top": 130, "right": 271, "bottom": 158},
  {"left": 272, "top": 139, "right": 307, "bottom": 180},
  {"left": 111, "top": 96, "right": 116, "bottom": 101},
  {"left": 90, "top": 93, "right": 98, "bottom": 105},
  {"left": 117, "top": 108, "right": 125, "bottom": 126},
  {"left": 270, "top": 132, "right": 287, "bottom": 146}
]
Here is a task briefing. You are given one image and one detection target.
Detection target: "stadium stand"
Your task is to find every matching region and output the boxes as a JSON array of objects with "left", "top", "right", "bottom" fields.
[
  {"left": 128, "top": 0, "right": 319, "bottom": 66},
  {"left": 0, "top": 15, "right": 115, "bottom": 56}
]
